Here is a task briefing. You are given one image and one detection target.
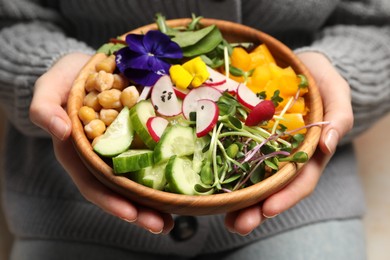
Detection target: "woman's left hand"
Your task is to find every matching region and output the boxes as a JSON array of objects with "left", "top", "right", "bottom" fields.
[{"left": 224, "top": 51, "right": 354, "bottom": 235}]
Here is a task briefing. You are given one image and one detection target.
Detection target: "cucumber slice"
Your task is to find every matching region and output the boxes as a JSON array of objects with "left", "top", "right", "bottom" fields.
[
  {"left": 130, "top": 100, "right": 157, "bottom": 149},
  {"left": 192, "top": 135, "right": 211, "bottom": 173},
  {"left": 154, "top": 125, "right": 195, "bottom": 164},
  {"left": 165, "top": 156, "right": 203, "bottom": 195},
  {"left": 131, "top": 162, "right": 167, "bottom": 190},
  {"left": 93, "top": 106, "right": 134, "bottom": 157},
  {"left": 112, "top": 149, "right": 154, "bottom": 174}
]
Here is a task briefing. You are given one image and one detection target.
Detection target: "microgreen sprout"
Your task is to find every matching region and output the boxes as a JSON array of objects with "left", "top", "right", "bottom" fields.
[{"left": 196, "top": 89, "right": 329, "bottom": 193}]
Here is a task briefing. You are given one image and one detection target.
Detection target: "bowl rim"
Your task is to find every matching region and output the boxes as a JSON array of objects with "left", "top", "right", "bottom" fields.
[{"left": 68, "top": 18, "right": 323, "bottom": 215}]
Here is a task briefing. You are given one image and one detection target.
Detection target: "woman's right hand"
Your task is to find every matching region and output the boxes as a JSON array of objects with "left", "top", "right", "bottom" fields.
[{"left": 29, "top": 52, "right": 174, "bottom": 235}]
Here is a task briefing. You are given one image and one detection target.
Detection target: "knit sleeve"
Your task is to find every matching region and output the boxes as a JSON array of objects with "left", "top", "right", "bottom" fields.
[
  {"left": 0, "top": 21, "right": 94, "bottom": 137},
  {"left": 296, "top": 25, "right": 390, "bottom": 144}
]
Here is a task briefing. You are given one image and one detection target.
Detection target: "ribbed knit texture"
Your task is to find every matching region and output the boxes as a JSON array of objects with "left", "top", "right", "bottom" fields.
[
  {"left": 0, "top": 21, "right": 93, "bottom": 137},
  {"left": 296, "top": 25, "right": 390, "bottom": 143},
  {"left": 0, "top": 0, "right": 388, "bottom": 257}
]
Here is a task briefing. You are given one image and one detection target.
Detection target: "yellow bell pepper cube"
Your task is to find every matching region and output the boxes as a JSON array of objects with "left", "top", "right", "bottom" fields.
[
  {"left": 169, "top": 64, "right": 194, "bottom": 89},
  {"left": 182, "top": 56, "right": 210, "bottom": 88}
]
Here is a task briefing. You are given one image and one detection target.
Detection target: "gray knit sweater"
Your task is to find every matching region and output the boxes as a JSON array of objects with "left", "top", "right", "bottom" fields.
[{"left": 1, "top": 0, "right": 389, "bottom": 257}]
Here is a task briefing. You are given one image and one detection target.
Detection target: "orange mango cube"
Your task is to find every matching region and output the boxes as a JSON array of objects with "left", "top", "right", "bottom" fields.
[
  {"left": 267, "top": 113, "right": 307, "bottom": 135},
  {"left": 231, "top": 47, "right": 251, "bottom": 71},
  {"left": 252, "top": 44, "right": 276, "bottom": 64}
]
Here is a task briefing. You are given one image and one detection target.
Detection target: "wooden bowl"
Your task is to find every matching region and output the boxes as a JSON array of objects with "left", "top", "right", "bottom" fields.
[{"left": 68, "top": 18, "right": 323, "bottom": 216}]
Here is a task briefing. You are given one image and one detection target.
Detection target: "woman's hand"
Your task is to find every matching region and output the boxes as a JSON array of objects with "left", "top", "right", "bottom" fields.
[
  {"left": 225, "top": 51, "right": 354, "bottom": 235},
  {"left": 29, "top": 53, "right": 174, "bottom": 235}
]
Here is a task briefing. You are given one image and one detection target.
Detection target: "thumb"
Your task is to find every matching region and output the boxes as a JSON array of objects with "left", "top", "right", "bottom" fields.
[
  {"left": 316, "top": 62, "right": 353, "bottom": 155},
  {"left": 298, "top": 52, "right": 353, "bottom": 155},
  {"left": 30, "top": 53, "right": 91, "bottom": 140}
]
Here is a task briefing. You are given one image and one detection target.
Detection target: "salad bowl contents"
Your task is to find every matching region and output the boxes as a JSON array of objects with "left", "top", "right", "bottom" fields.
[{"left": 67, "top": 15, "right": 323, "bottom": 215}]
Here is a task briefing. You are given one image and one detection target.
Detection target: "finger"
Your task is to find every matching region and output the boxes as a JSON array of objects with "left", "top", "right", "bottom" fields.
[
  {"left": 224, "top": 204, "right": 264, "bottom": 236},
  {"left": 136, "top": 207, "right": 174, "bottom": 235},
  {"left": 30, "top": 53, "right": 91, "bottom": 140},
  {"left": 53, "top": 137, "right": 174, "bottom": 234},
  {"left": 52, "top": 138, "right": 138, "bottom": 222},
  {"left": 30, "top": 81, "right": 72, "bottom": 140},
  {"left": 262, "top": 149, "right": 330, "bottom": 218}
]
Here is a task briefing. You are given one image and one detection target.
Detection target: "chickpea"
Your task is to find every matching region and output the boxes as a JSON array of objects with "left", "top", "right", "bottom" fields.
[
  {"left": 120, "top": 86, "right": 139, "bottom": 108},
  {"left": 85, "top": 72, "right": 98, "bottom": 92},
  {"left": 100, "top": 108, "right": 119, "bottom": 126},
  {"left": 94, "top": 70, "right": 114, "bottom": 92},
  {"left": 95, "top": 55, "right": 116, "bottom": 73},
  {"left": 83, "top": 91, "right": 102, "bottom": 111},
  {"left": 84, "top": 119, "right": 106, "bottom": 139},
  {"left": 78, "top": 106, "right": 98, "bottom": 125},
  {"left": 98, "top": 89, "right": 122, "bottom": 109},
  {"left": 112, "top": 74, "right": 129, "bottom": 91}
]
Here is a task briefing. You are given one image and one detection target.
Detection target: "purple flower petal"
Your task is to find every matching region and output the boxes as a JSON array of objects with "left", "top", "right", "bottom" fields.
[
  {"left": 124, "top": 68, "right": 162, "bottom": 86},
  {"left": 160, "top": 41, "right": 184, "bottom": 59},
  {"left": 143, "top": 30, "right": 182, "bottom": 60},
  {"left": 125, "top": 33, "right": 147, "bottom": 54},
  {"left": 115, "top": 47, "right": 134, "bottom": 72},
  {"left": 146, "top": 56, "right": 171, "bottom": 74},
  {"left": 115, "top": 30, "right": 183, "bottom": 86}
]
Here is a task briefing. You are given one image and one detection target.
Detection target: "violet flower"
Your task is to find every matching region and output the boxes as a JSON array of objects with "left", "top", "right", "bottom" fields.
[{"left": 115, "top": 30, "right": 183, "bottom": 86}]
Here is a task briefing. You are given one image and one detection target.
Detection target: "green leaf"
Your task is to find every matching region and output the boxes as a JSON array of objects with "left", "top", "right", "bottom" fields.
[
  {"left": 180, "top": 26, "right": 223, "bottom": 57},
  {"left": 229, "top": 66, "right": 245, "bottom": 77},
  {"left": 189, "top": 111, "right": 197, "bottom": 122},
  {"left": 172, "top": 25, "right": 215, "bottom": 48},
  {"left": 292, "top": 133, "right": 305, "bottom": 149},
  {"left": 155, "top": 13, "right": 179, "bottom": 36},
  {"left": 271, "top": 90, "right": 284, "bottom": 107},
  {"left": 226, "top": 143, "right": 240, "bottom": 158},
  {"left": 250, "top": 164, "right": 266, "bottom": 184},
  {"left": 298, "top": 74, "right": 309, "bottom": 89},
  {"left": 265, "top": 159, "right": 278, "bottom": 170},
  {"left": 257, "top": 91, "right": 267, "bottom": 100},
  {"left": 187, "top": 14, "right": 204, "bottom": 31},
  {"left": 242, "top": 162, "right": 250, "bottom": 171},
  {"left": 97, "top": 43, "right": 126, "bottom": 56},
  {"left": 221, "top": 174, "right": 241, "bottom": 184},
  {"left": 228, "top": 115, "right": 242, "bottom": 129},
  {"left": 194, "top": 183, "right": 215, "bottom": 194},
  {"left": 292, "top": 151, "right": 308, "bottom": 163}
]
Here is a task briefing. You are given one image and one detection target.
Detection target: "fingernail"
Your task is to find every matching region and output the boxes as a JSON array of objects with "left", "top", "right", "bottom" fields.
[
  {"left": 324, "top": 129, "right": 339, "bottom": 154},
  {"left": 148, "top": 228, "right": 163, "bottom": 235},
  {"left": 263, "top": 213, "right": 279, "bottom": 219},
  {"left": 120, "top": 217, "right": 137, "bottom": 223},
  {"left": 49, "top": 116, "right": 69, "bottom": 140},
  {"left": 238, "top": 230, "right": 252, "bottom": 236}
]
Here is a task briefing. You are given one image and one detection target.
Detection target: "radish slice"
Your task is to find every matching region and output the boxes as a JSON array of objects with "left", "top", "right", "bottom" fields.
[
  {"left": 182, "top": 86, "right": 222, "bottom": 119},
  {"left": 236, "top": 83, "right": 262, "bottom": 109},
  {"left": 146, "top": 116, "right": 169, "bottom": 142},
  {"left": 151, "top": 75, "right": 182, "bottom": 117},
  {"left": 203, "top": 66, "right": 227, "bottom": 86},
  {"left": 173, "top": 86, "right": 190, "bottom": 99},
  {"left": 196, "top": 99, "right": 219, "bottom": 137},
  {"left": 203, "top": 66, "right": 239, "bottom": 93}
]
